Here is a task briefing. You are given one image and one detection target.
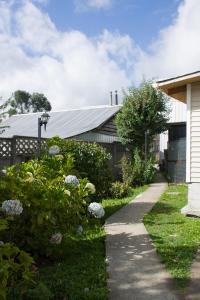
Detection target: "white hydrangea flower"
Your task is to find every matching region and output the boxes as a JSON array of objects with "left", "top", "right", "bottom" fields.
[
  {"left": 64, "top": 175, "right": 79, "bottom": 186},
  {"left": 85, "top": 182, "right": 96, "bottom": 194},
  {"left": 50, "top": 232, "right": 63, "bottom": 245},
  {"left": 49, "top": 145, "right": 60, "bottom": 155},
  {"left": 88, "top": 202, "right": 105, "bottom": 219},
  {"left": 64, "top": 189, "right": 71, "bottom": 196},
  {"left": 2, "top": 200, "right": 23, "bottom": 216},
  {"left": 76, "top": 225, "right": 83, "bottom": 235},
  {"left": 1, "top": 169, "right": 6, "bottom": 176},
  {"left": 26, "top": 172, "right": 34, "bottom": 183},
  {"left": 0, "top": 241, "right": 4, "bottom": 246}
]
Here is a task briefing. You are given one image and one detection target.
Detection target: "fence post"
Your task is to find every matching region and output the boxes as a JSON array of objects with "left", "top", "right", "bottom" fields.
[{"left": 10, "top": 136, "right": 16, "bottom": 165}]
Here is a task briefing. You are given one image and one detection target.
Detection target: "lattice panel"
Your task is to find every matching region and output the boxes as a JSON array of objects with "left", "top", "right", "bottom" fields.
[
  {"left": 16, "top": 138, "right": 38, "bottom": 155},
  {"left": 0, "top": 139, "right": 12, "bottom": 158},
  {"left": 15, "top": 137, "right": 47, "bottom": 155}
]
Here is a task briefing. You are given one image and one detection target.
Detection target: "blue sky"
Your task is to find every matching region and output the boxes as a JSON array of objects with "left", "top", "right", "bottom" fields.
[
  {"left": 41, "top": 0, "right": 181, "bottom": 49},
  {"left": 0, "top": 0, "right": 199, "bottom": 109}
]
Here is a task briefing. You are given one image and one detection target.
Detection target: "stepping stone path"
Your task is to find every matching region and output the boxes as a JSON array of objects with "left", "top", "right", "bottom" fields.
[{"left": 105, "top": 180, "right": 181, "bottom": 300}]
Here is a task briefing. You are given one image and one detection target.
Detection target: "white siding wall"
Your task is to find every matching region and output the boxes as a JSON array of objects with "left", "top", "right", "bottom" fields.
[
  {"left": 160, "top": 98, "right": 186, "bottom": 159},
  {"left": 190, "top": 82, "right": 200, "bottom": 182}
]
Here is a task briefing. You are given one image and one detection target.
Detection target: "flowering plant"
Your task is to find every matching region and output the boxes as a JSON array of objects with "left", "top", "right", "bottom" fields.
[
  {"left": 0, "top": 217, "right": 34, "bottom": 298},
  {"left": 88, "top": 202, "right": 105, "bottom": 219},
  {"left": 64, "top": 175, "right": 79, "bottom": 186},
  {"left": 48, "top": 137, "right": 112, "bottom": 198},
  {"left": 76, "top": 225, "right": 83, "bottom": 235},
  {"left": 50, "top": 232, "right": 63, "bottom": 245},
  {"left": 1, "top": 200, "right": 23, "bottom": 216},
  {"left": 49, "top": 145, "right": 60, "bottom": 155},
  {"left": 85, "top": 183, "right": 96, "bottom": 194},
  {"left": 0, "top": 152, "right": 94, "bottom": 256}
]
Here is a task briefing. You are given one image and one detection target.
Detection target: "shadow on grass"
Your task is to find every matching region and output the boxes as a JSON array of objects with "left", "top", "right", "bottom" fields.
[
  {"left": 32, "top": 231, "right": 107, "bottom": 300},
  {"left": 148, "top": 233, "right": 198, "bottom": 289},
  {"left": 150, "top": 201, "right": 180, "bottom": 214}
]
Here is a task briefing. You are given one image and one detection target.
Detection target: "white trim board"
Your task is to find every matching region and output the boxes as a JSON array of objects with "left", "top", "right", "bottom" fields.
[{"left": 186, "top": 83, "right": 191, "bottom": 183}]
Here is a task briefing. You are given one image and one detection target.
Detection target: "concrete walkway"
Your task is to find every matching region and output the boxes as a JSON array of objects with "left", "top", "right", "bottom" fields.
[
  {"left": 184, "top": 248, "right": 200, "bottom": 300},
  {"left": 105, "top": 180, "right": 180, "bottom": 300}
]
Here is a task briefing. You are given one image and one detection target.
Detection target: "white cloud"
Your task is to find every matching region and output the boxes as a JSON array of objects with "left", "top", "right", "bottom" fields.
[
  {"left": 86, "top": 0, "right": 112, "bottom": 9},
  {"left": 0, "top": 1, "right": 134, "bottom": 110},
  {"left": 74, "top": 0, "right": 112, "bottom": 12},
  {"left": 134, "top": 0, "right": 200, "bottom": 82},
  {"left": 0, "top": 0, "right": 200, "bottom": 111}
]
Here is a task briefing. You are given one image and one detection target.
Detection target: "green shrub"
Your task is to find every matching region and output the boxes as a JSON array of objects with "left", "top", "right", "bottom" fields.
[
  {"left": 121, "top": 156, "right": 133, "bottom": 186},
  {"left": 121, "top": 149, "right": 156, "bottom": 186},
  {"left": 110, "top": 182, "right": 130, "bottom": 199},
  {"left": 0, "top": 219, "right": 34, "bottom": 299},
  {"left": 0, "top": 153, "right": 94, "bottom": 257},
  {"left": 47, "top": 137, "right": 113, "bottom": 198},
  {"left": 23, "top": 283, "right": 52, "bottom": 300}
]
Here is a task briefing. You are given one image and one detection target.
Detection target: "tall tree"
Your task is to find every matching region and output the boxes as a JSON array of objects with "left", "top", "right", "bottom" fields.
[
  {"left": 116, "top": 81, "right": 170, "bottom": 150},
  {"left": 8, "top": 90, "right": 31, "bottom": 115},
  {"left": 31, "top": 93, "right": 52, "bottom": 113},
  {"left": 4, "top": 90, "right": 52, "bottom": 116}
]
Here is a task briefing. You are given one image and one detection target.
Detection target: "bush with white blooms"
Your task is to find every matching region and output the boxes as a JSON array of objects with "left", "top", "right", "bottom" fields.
[{"left": 88, "top": 202, "right": 105, "bottom": 219}]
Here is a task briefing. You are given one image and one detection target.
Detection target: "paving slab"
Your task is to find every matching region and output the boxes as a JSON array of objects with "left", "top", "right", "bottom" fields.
[{"left": 105, "top": 180, "right": 181, "bottom": 300}]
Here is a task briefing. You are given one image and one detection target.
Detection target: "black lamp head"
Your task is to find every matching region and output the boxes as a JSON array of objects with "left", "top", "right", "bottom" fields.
[{"left": 41, "top": 112, "right": 50, "bottom": 130}]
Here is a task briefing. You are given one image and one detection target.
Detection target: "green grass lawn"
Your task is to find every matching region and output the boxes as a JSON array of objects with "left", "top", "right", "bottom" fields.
[
  {"left": 144, "top": 184, "right": 200, "bottom": 290},
  {"left": 27, "top": 185, "right": 147, "bottom": 300}
]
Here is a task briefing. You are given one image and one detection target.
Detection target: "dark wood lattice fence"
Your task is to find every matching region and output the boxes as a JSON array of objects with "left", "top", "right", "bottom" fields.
[{"left": 0, "top": 136, "right": 47, "bottom": 169}]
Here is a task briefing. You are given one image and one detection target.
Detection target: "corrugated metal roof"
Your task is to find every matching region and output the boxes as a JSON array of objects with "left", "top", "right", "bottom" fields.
[{"left": 0, "top": 105, "right": 121, "bottom": 139}]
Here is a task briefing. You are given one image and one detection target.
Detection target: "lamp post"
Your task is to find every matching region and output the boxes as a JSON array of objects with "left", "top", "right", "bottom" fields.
[{"left": 38, "top": 112, "right": 50, "bottom": 158}]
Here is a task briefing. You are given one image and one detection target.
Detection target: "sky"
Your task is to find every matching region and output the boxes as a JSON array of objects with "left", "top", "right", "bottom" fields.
[{"left": 0, "top": 0, "right": 199, "bottom": 110}]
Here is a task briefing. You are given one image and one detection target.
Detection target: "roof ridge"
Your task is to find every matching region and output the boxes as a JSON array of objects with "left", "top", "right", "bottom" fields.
[{"left": 11, "top": 105, "right": 122, "bottom": 117}]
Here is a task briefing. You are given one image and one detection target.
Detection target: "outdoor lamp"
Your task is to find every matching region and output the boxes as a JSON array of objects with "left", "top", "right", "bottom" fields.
[
  {"left": 38, "top": 112, "right": 50, "bottom": 158},
  {"left": 40, "top": 112, "right": 50, "bottom": 131}
]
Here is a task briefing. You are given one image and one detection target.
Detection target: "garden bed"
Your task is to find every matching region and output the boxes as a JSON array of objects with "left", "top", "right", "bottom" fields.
[
  {"left": 21, "top": 186, "right": 147, "bottom": 300},
  {"left": 144, "top": 184, "right": 200, "bottom": 290}
]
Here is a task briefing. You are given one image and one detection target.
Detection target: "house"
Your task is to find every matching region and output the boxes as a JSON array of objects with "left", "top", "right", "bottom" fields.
[
  {"left": 156, "top": 70, "right": 200, "bottom": 216},
  {"left": 0, "top": 105, "right": 130, "bottom": 177}
]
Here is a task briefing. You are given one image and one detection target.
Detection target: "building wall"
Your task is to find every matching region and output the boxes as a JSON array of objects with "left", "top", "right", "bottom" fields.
[
  {"left": 167, "top": 123, "right": 186, "bottom": 182},
  {"left": 72, "top": 115, "right": 119, "bottom": 144},
  {"left": 160, "top": 97, "right": 186, "bottom": 160},
  {"left": 190, "top": 82, "right": 200, "bottom": 182},
  {"left": 73, "top": 131, "right": 119, "bottom": 143},
  {"left": 95, "top": 117, "right": 117, "bottom": 136}
]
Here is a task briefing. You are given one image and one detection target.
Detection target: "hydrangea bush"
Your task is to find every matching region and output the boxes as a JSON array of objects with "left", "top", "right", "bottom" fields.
[
  {"left": 0, "top": 218, "right": 34, "bottom": 299},
  {"left": 0, "top": 140, "right": 109, "bottom": 298},
  {"left": 0, "top": 152, "right": 96, "bottom": 257},
  {"left": 48, "top": 137, "right": 113, "bottom": 198}
]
